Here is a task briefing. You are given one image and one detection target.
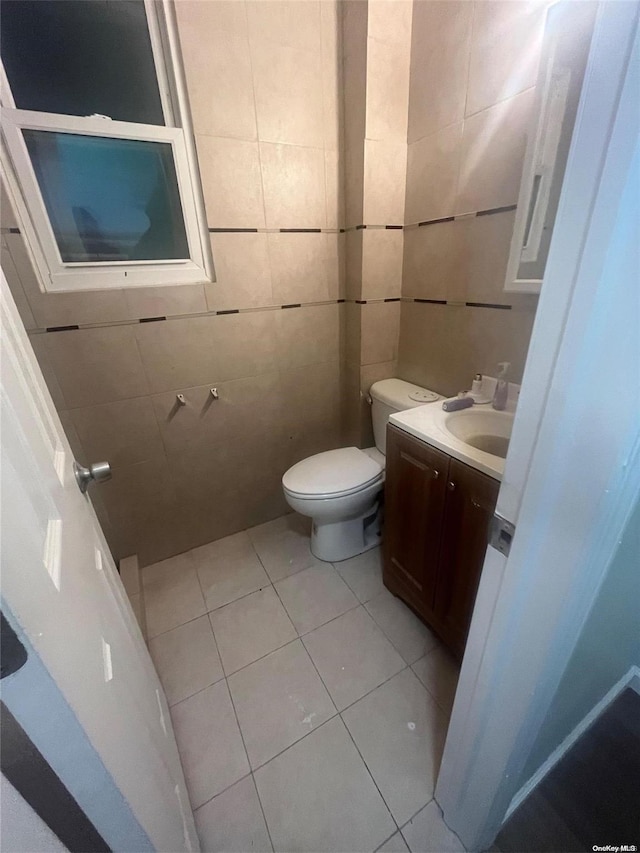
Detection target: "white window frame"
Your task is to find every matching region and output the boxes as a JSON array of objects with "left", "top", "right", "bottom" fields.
[{"left": 0, "top": 0, "right": 213, "bottom": 293}]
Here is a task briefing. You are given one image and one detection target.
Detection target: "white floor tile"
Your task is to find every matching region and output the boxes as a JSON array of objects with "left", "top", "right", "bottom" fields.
[
  {"left": 342, "top": 668, "right": 448, "bottom": 826},
  {"left": 303, "top": 606, "right": 405, "bottom": 710},
  {"left": 228, "top": 640, "right": 336, "bottom": 769},
  {"left": 412, "top": 645, "right": 460, "bottom": 715},
  {"left": 377, "top": 831, "right": 410, "bottom": 852},
  {"left": 248, "top": 513, "right": 318, "bottom": 582},
  {"left": 192, "top": 531, "right": 270, "bottom": 611},
  {"left": 335, "top": 547, "right": 385, "bottom": 603},
  {"left": 210, "top": 587, "right": 297, "bottom": 675},
  {"left": 254, "top": 717, "right": 396, "bottom": 853},
  {"left": 149, "top": 615, "right": 223, "bottom": 706},
  {"left": 194, "top": 775, "right": 272, "bottom": 853},
  {"left": 401, "top": 800, "right": 465, "bottom": 853},
  {"left": 275, "top": 562, "right": 358, "bottom": 634},
  {"left": 143, "top": 553, "right": 206, "bottom": 639},
  {"left": 170, "top": 681, "right": 249, "bottom": 809},
  {"left": 366, "top": 588, "right": 439, "bottom": 664}
]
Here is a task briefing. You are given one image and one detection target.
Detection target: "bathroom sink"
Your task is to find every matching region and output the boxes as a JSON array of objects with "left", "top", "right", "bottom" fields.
[{"left": 443, "top": 409, "right": 514, "bottom": 460}]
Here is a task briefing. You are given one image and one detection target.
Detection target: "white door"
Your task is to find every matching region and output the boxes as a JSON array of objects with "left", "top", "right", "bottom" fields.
[
  {"left": 436, "top": 2, "right": 640, "bottom": 849},
  {"left": 0, "top": 270, "right": 198, "bottom": 852}
]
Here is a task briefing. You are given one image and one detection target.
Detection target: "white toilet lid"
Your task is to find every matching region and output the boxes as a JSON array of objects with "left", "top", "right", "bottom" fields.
[{"left": 283, "top": 447, "right": 383, "bottom": 498}]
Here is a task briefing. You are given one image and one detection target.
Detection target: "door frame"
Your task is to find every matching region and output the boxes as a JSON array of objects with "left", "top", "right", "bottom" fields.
[{"left": 436, "top": 3, "right": 640, "bottom": 849}]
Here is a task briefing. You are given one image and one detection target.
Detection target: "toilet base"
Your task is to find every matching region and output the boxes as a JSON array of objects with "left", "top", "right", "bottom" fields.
[{"left": 311, "top": 501, "right": 382, "bottom": 562}]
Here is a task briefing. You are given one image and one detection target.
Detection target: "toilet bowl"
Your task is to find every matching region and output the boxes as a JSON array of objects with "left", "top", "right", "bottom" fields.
[{"left": 282, "top": 379, "right": 442, "bottom": 562}]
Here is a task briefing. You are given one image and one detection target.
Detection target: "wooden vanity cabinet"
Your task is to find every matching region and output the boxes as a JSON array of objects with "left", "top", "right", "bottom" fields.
[{"left": 383, "top": 424, "right": 499, "bottom": 658}]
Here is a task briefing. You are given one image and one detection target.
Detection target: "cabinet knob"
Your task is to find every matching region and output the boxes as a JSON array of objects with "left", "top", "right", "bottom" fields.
[
  {"left": 433, "top": 469, "right": 440, "bottom": 480},
  {"left": 448, "top": 481, "right": 456, "bottom": 491}
]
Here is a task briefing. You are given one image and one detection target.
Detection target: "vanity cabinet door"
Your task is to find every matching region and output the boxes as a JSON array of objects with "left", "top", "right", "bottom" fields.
[
  {"left": 383, "top": 425, "right": 449, "bottom": 616},
  {"left": 434, "top": 460, "right": 499, "bottom": 656}
]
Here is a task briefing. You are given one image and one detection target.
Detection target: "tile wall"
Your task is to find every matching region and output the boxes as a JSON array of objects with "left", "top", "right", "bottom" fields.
[
  {"left": 398, "top": 0, "right": 545, "bottom": 396},
  {"left": 2, "top": 0, "right": 550, "bottom": 564},
  {"left": 343, "top": 0, "right": 412, "bottom": 446},
  {"left": 1, "top": 0, "right": 345, "bottom": 566}
]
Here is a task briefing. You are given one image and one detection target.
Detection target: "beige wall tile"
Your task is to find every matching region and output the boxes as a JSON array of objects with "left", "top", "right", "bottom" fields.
[
  {"left": 197, "top": 136, "right": 266, "bottom": 228},
  {"left": 345, "top": 141, "right": 365, "bottom": 228},
  {"left": 0, "top": 181, "right": 19, "bottom": 229},
  {"left": 325, "top": 149, "right": 343, "bottom": 230},
  {"left": 57, "top": 410, "right": 85, "bottom": 460},
  {"left": 466, "top": 0, "right": 546, "bottom": 117},
  {"left": 151, "top": 373, "right": 284, "bottom": 463},
  {"left": 260, "top": 143, "right": 326, "bottom": 228},
  {"left": 321, "top": 0, "right": 342, "bottom": 152},
  {"left": 402, "top": 221, "right": 467, "bottom": 302},
  {"left": 408, "top": 1, "right": 472, "bottom": 142},
  {"left": 246, "top": 0, "right": 322, "bottom": 52},
  {"left": 176, "top": 3, "right": 256, "bottom": 140},
  {"left": 343, "top": 301, "right": 362, "bottom": 366},
  {"left": 175, "top": 0, "right": 248, "bottom": 36},
  {"left": 363, "top": 140, "right": 407, "bottom": 224},
  {"left": 361, "top": 229, "right": 403, "bottom": 300},
  {"left": 463, "top": 303, "right": 536, "bottom": 384},
  {"left": 345, "top": 230, "right": 363, "bottom": 301},
  {"left": 135, "top": 311, "right": 278, "bottom": 393},
  {"left": 28, "top": 333, "right": 66, "bottom": 409},
  {"left": 123, "top": 285, "right": 207, "bottom": 320},
  {"left": 279, "top": 359, "right": 342, "bottom": 464},
  {"left": 367, "top": 0, "right": 412, "bottom": 44},
  {"left": 1, "top": 239, "right": 36, "bottom": 330},
  {"left": 46, "top": 325, "right": 149, "bottom": 408},
  {"left": 360, "top": 360, "right": 397, "bottom": 394},
  {"left": 275, "top": 303, "right": 340, "bottom": 371},
  {"left": 70, "top": 397, "right": 165, "bottom": 469},
  {"left": 360, "top": 301, "right": 400, "bottom": 365},
  {"left": 455, "top": 88, "right": 534, "bottom": 215},
  {"left": 251, "top": 39, "right": 324, "bottom": 147},
  {"left": 397, "top": 301, "right": 469, "bottom": 397},
  {"left": 205, "top": 233, "right": 273, "bottom": 311},
  {"left": 268, "top": 232, "right": 330, "bottom": 304},
  {"left": 324, "top": 233, "right": 344, "bottom": 300},
  {"left": 4, "top": 233, "right": 128, "bottom": 328},
  {"left": 365, "top": 37, "right": 410, "bottom": 142},
  {"left": 397, "top": 300, "right": 537, "bottom": 398},
  {"left": 342, "top": 0, "right": 369, "bottom": 55},
  {"left": 405, "top": 123, "right": 462, "bottom": 224},
  {"left": 465, "top": 210, "right": 515, "bottom": 305}
]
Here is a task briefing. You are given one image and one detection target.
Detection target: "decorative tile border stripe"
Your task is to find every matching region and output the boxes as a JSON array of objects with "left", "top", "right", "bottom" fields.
[
  {"left": 465, "top": 301, "right": 512, "bottom": 310},
  {"left": 33, "top": 293, "right": 523, "bottom": 336},
  {"left": 45, "top": 324, "right": 80, "bottom": 333},
  {"left": 208, "top": 227, "right": 342, "bottom": 234},
  {"left": 477, "top": 204, "right": 517, "bottom": 217},
  {"left": 343, "top": 205, "right": 517, "bottom": 232}
]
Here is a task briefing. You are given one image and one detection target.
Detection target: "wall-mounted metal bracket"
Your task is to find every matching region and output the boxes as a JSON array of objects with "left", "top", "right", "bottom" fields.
[{"left": 489, "top": 512, "right": 516, "bottom": 557}]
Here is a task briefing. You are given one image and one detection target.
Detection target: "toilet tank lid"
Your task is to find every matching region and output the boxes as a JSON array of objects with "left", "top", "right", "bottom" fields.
[{"left": 369, "top": 378, "right": 440, "bottom": 410}]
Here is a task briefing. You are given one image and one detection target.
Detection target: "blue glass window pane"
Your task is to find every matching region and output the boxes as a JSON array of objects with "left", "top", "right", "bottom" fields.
[{"left": 23, "top": 131, "right": 189, "bottom": 263}]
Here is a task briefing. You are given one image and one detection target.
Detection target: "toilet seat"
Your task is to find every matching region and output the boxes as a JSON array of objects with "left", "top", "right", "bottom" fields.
[{"left": 282, "top": 447, "right": 383, "bottom": 500}]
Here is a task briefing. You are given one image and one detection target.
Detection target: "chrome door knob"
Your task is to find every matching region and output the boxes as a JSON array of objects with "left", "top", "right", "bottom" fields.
[{"left": 74, "top": 460, "right": 112, "bottom": 494}]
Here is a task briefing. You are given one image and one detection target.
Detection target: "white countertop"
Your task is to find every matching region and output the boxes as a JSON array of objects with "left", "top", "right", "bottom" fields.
[{"left": 390, "top": 402, "right": 508, "bottom": 481}]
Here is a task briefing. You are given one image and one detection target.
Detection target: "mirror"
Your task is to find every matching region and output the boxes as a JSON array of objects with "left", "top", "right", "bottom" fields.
[{"left": 504, "top": 1, "right": 598, "bottom": 294}]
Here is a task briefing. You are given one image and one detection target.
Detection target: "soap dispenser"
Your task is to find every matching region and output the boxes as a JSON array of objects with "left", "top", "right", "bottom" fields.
[{"left": 492, "top": 362, "right": 510, "bottom": 411}]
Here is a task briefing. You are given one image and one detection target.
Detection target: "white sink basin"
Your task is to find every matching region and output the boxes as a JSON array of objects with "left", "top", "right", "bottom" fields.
[
  {"left": 389, "top": 402, "right": 517, "bottom": 481},
  {"left": 443, "top": 409, "right": 514, "bottom": 459}
]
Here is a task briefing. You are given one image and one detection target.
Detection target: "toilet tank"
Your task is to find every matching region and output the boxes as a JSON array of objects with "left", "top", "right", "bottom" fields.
[{"left": 369, "top": 379, "right": 441, "bottom": 454}]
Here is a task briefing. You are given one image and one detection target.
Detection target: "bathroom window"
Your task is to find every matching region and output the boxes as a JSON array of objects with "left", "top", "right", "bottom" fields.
[{"left": 0, "top": 0, "right": 212, "bottom": 292}]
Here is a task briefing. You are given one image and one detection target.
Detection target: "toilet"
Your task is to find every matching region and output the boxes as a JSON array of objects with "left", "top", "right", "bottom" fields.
[{"left": 282, "top": 379, "right": 442, "bottom": 562}]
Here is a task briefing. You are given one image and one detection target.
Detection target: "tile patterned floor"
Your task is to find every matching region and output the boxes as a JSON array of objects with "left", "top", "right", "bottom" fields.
[{"left": 144, "top": 513, "right": 465, "bottom": 853}]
